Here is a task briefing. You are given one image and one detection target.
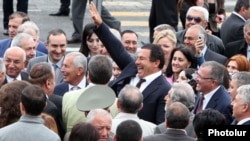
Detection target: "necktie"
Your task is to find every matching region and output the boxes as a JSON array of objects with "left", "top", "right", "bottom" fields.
[
  {"left": 52, "top": 64, "right": 57, "bottom": 72},
  {"left": 136, "top": 79, "right": 146, "bottom": 88},
  {"left": 196, "top": 94, "right": 204, "bottom": 114}
]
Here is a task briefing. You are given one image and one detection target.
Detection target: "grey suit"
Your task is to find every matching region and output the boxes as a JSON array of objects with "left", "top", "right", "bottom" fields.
[
  {"left": 26, "top": 55, "right": 64, "bottom": 84},
  {"left": 154, "top": 113, "right": 196, "bottom": 138},
  {"left": 0, "top": 115, "right": 60, "bottom": 141},
  {"left": 144, "top": 128, "right": 196, "bottom": 141}
]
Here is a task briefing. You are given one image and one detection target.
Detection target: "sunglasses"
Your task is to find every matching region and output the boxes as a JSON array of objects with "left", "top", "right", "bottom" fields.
[{"left": 186, "top": 15, "right": 202, "bottom": 23}]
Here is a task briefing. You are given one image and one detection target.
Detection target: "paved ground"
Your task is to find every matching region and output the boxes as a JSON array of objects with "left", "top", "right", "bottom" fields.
[{"left": 0, "top": 0, "right": 236, "bottom": 51}]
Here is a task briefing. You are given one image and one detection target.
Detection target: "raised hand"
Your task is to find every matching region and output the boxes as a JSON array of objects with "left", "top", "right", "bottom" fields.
[{"left": 89, "top": 1, "right": 103, "bottom": 27}]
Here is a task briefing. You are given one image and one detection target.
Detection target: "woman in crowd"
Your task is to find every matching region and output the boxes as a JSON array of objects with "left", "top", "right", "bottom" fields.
[
  {"left": 225, "top": 54, "right": 250, "bottom": 76},
  {"left": 0, "top": 80, "right": 31, "bottom": 128},
  {"left": 79, "top": 23, "right": 100, "bottom": 58},
  {"left": 153, "top": 29, "right": 177, "bottom": 73},
  {"left": 165, "top": 45, "right": 197, "bottom": 84}
]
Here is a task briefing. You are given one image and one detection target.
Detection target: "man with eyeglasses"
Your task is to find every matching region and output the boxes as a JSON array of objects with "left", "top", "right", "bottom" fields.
[
  {"left": 2, "top": 47, "right": 28, "bottom": 85},
  {"left": 193, "top": 61, "right": 233, "bottom": 125},
  {"left": 176, "top": 6, "right": 225, "bottom": 55}
]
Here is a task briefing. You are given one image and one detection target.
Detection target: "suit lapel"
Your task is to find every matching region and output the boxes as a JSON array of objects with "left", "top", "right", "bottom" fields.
[{"left": 142, "top": 75, "right": 164, "bottom": 100}]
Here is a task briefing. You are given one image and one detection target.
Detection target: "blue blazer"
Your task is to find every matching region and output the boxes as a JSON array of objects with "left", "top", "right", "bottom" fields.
[
  {"left": 94, "top": 23, "right": 171, "bottom": 124},
  {"left": 54, "top": 82, "right": 69, "bottom": 96},
  {"left": 193, "top": 86, "right": 233, "bottom": 124}
]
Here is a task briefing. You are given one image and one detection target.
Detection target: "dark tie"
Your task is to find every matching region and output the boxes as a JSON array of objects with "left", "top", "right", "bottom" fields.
[
  {"left": 136, "top": 79, "right": 146, "bottom": 88},
  {"left": 52, "top": 64, "right": 57, "bottom": 72},
  {"left": 196, "top": 94, "right": 204, "bottom": 114},
  {"left": 70, "top": 86, "right": 81, "bottom": 91}
]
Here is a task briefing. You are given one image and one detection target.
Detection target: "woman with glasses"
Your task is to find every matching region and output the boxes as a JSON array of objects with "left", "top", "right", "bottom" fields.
[{"left": 225, "top": 54, "right": 250, "bottom": 76}]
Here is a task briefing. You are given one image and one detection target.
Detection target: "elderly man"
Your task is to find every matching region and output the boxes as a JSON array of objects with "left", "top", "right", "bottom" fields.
[
  {"left": 53, "top": 52, "right": 88, "bottom": 96},
  {"left": 2, "top": 47, "right": 28, "bottom": 85}
]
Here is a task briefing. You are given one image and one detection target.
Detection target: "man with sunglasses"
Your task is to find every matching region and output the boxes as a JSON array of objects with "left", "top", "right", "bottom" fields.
[
  {"left": 193, "top": 61, "right": 233, "bottom": 125},
  {"left": 176, "top": 6, "right": 225, "bottom": 55}
]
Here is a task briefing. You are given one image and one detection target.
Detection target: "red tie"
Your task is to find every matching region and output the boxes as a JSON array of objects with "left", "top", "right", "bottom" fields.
[{"left": 196, "top": 94, "right": 204, "bottom": 114}]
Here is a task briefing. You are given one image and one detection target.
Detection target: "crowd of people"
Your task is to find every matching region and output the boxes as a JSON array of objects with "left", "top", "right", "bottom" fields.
[{"left": 1, "top": 0, "right": 250, "bottom": 141}]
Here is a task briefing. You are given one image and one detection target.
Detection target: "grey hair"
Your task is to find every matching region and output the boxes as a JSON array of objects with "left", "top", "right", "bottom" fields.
[
  {"left": 187, "top": 6, "right": 209, "bottom": 21},
  {"left": 243, "top": 19, "right": 250, "bottom": 33},
  {"left": 65, "top": 52, "right": 87, "bottom": 71},
  {"left": 189, "top": 24, "right": 207, "bottom": 41},
  {"left": 237, "top": 84, "right": 250, "bottom": 105},
  {"left": 17, "top": 21, "right": 40, "bottom": 36},
  {"left": 0, "top": 58, "right": 6, "bottom": 74},
  {"left": 11, "top": 33, "right": 34, "bottom": 48},
  {"left": 231, "top": 72, "right": 250, "bottom": 88},
  {"left": 154, "top": 24, "right": 176, "bottom": 32},
  {"left": 86, "top": 108, "right": 112, "bottom": 123},
  {"left": 169, "top": 82, "right": 195, "bottom": 111}
]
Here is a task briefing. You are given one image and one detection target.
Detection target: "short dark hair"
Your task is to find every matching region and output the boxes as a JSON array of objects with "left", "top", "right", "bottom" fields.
[
  {"left": 69, "top": 122, "right": 100, "bottom": 141},
  {"left": 121, "top": 30, "right": 138, "bottom": 38},
  {"left": 88, "top": 55, "right": 113, "bottom": 84},
  {"left": 9, "top": 11, "right": 30, "bottom": 23},
  {"left": 235, "top": 0, "right": 250, "bottom": 12},
  {"left": 28, "top": 62, "right": 54, "bottom": 86},
  {"left": 193, "top": 108, "right": 225, "bottom": 139},
  {"left": 115, "top": 120, "right": 142, "bottom": 141},
  {"left": 46, "top": 28, "right": 66, "bottom": 43},
  {"left": 141, "top": 44, "right": 165, "bottom": 69},
  {"left": 21, "top": 85, "right": 47, "bottom": 116}
]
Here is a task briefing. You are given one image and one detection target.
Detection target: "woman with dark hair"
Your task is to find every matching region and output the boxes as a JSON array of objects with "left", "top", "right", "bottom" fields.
[
  {"left": 69, "top": 122, "right": 100, "bottom": 141},
  {"left": 177, "top": 68, "right": 198, "bottom": 95},
  {"left": 79, "top": 23, "right": 100, "bottom": 58},
  {"left": 165, "top": 44, "right": 197, "bottom": 84},
  {"left": 0, "top": 80, "right": 31, "bottom": 128}
]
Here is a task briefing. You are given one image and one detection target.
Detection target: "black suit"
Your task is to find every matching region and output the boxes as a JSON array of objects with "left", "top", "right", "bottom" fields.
[
  {"left": 94, "top": 23, "right": 171, "bottom": 124},
  {"left": 225, "top": 39, "right": 247, "bottom": 58},
  {"left": 2, "top": 71, "right": 29, "bottom": 85},
  {"left": 204, "top": 48, "right": 228, "bottom": 65},
  {"left": 149, "top": 0, "right": 178, "bottom": 42},
  {"left": 44, "top": 98, "right": 65, "bottom": 140},
  {"left": 2, "top": 0, "right": 28, "bottom": 29},
  {"left": 220, "top": 13, "right": 245, "bottom": 46}
]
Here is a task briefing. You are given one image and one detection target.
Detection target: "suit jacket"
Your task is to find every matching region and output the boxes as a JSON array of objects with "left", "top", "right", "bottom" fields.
[
  {"left": 0, "top": 115, "right": 60, "bottom": 141},
  {"left": 176, "top": 30, "right": 225, "bottom": 55},
  {"left": 204, "top": 48, "right": 228, "bottom": 65},
  {"left": 2, "top": 71, "right": 29, "bottom": 85},
  {"left": 26, "top": 55, "right": 64, "bottom": 84},
  {"left": 225, "top": 39, "right": 247, "bottom": 58},
  {"left": 44, "top": 98, "right": 65, "bottom": 140},
  {"left": 144, "top": 128, "right": 196, "bottom": 141},
  {"left": 0, "top": 39, "right": 47, "bottom": 57},
  {"left": 54, "top": 82, "right": 69, "bottom": 96},
  {"left": 193, "top": 86, "right": 233, "bottom": 124},
  {"left": 241, "top": 120, "right": 250, "bottom": 125},
  {"left": 0, "top": 38, "right": 11, "bottom": 57},
  {"left": 94, "top": 23, "right": 171, "bottom": 124},
  {"left": 220, "top": 13, "right": 245, "bottom": 45},
  {"left": 154, "top": 113, "right": 196, "bottom": 138}
]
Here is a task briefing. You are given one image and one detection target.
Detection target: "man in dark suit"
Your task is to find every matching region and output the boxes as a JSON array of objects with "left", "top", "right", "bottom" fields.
[
  {"left": 2, "top": 47, "right": 28, "bottom": 85},
  {"left": 90, "top": 2, "right": 171, "bottom": 124},
  {"left": 220, "top": 0, "right": 250, "bottom": 46},
  {"left": 184, "top": 25, "right": 227, "bottom": 66},
  {"left": 176, "top": 6, "right": 225, "bottom": 55},
  {"left": 225, "top": 19, "right": 250, "bottom": 58},
  {"left": 144, "top": 102, "right": 196, "bottom": 141},
  {"left": 28, "top": 62, "right": 65, "bottom": 140},
  {"left": 193, "top": 61, "right": 233, "bottom": 124},
  {"left": 231, "top": 84, "right": 250, "bottom": 125},
  {"left": 148, "top": 0, "right": 178, "bottom": 43},
  {"left": 27, "top": 28, "right": 67, "bottom": 85},
  {"left": 53, "top": 52, "right": 88, "bottom": 96}
]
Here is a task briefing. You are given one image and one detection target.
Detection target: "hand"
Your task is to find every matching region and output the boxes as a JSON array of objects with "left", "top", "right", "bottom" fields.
[
  {"left": 194, "top": 39, "right": 204, "bottom": 57},
  {"left": 89, "top": 1, "right": 103, "bottom": 27},
  {"left": 215, "top": 14, "right": 225, "bottom": 24}
]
